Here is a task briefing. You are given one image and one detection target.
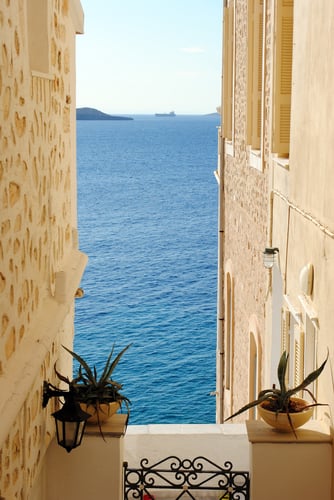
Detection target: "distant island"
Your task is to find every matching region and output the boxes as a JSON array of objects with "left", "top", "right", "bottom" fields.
[{"left": 76, "top": 107, "right": 133, "bottom": 121}]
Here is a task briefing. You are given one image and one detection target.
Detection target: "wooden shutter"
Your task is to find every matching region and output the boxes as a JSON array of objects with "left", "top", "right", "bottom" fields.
[
  {"left": 272, "top": 0, "right": 294, "bottom": 154},
  {"left": 246, "top": 1, "right": 254, "bottom": 145},
  {"left": 223, "top": 4, "right": 234, "bottom": 140},
  {"left": 27, "top": 0, "right": 50, "bottom": 73},
  {"left": 251, "top": 0, "right": 263, "bottom": 149},
  {"left": 293, "top": 325, "right": 304, "bottom": 391},
  {"left": 281, "top": 307, "right": 290, "bottom": 354}
]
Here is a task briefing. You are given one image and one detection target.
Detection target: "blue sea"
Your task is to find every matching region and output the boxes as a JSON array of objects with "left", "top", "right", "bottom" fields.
[{"left": 74, "top": 114, "right": 219, "bottom": 425}]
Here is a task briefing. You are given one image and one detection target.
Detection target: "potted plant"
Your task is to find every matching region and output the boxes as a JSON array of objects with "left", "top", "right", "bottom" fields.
[
  {"left": 55, "top": 343, "right": 132, "bottom": 427},
  {"left": 225, "top": 350, "right": 328, "bottom": 435}
]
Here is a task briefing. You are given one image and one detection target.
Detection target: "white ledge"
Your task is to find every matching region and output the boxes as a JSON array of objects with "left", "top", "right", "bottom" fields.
[
  {"left": 247, "top": 419, "right": 331, "bottom": 443},
  {"left": 126, "top": 423, "right": 247, "bottom": 435}
]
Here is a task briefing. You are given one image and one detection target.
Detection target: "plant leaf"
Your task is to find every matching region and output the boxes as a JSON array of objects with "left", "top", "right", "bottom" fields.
[
  {"left": 62, "top": 345, "right": 96, "bottom": 385},
  {"left": 224, "top": 391, "right": 276, "bottom": 421},
  {"left": 99, "top": 344, "right": 132, "bottom": 384},
  {"left": 99, "top": 344, "right": 116, "bottom": 383},
  {"left": 54, "top": 362, "right": 71, "bottom": 384},
  {"left": 277, "top": 351, "right": 288, "bottom": 394},
  {"left": 285, "top": 352, "right": 328, "bottom": 399}
]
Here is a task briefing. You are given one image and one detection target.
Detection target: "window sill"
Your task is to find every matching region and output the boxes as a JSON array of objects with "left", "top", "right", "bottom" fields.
[
  {"left": 248, "top": 148, "right": 262, "bottom": 171},
  {"left": 31, "top": 70, "right": 54, "bottom": 80},
  {"left": 271, "top": 154, "right": 289, "bottom": 170},
  {"left": 225, "top": 140, "right": 234, "bottom": 157}
]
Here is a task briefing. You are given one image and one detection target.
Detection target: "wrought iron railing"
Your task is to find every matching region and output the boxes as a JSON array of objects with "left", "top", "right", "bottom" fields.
[{"left": 123, "top": 456, "right": 250, "bottom": 500}]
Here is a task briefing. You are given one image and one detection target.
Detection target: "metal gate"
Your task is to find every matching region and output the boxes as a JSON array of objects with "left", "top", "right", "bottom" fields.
[{"left": 123, "top": 456, "right": 250, "bottom": 500}]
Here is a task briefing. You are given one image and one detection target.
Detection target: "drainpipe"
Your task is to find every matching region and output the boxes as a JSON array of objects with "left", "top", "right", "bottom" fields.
[
  {"left": 215, "top": 124, "right": 225, "bottom": 424},
  {"left": 214, "top": 1, "right": 227, "bottom": 424}
]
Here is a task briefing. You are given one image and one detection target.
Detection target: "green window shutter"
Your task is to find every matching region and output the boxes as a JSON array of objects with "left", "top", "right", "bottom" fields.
[{"left": 272, "top": 0, "right": 294, "bottom": 154}]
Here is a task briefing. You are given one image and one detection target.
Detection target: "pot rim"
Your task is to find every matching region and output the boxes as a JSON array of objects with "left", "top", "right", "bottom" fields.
[{"left": 259, "top": 396, "right": 314, "bottom": 415}]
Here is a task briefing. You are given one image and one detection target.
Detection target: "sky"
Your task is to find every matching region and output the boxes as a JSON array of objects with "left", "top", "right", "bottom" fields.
[{"left": 76, "top": 1, "right": 222, "bottom": 115}]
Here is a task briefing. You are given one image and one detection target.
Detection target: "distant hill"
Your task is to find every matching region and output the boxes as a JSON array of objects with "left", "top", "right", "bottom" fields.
[{"left": 76, "top": 107, "right": 133, "bottom": 121}]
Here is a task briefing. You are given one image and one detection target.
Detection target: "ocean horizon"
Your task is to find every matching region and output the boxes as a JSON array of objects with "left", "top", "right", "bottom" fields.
[{"left": 74, "top": 114, "right": 219, "bottom": 425}]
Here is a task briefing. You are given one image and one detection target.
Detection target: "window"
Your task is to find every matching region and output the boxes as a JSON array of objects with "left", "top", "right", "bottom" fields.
[
  {"left": 222, "top": 1, "right": 235, "bottom": 144},
  {"left": 272, "top": 0, "right": 294, "bottom": 156},
  {"left": 223, "top": 264, "right": 234, "bottom": 418},
  {"left": 249, "top": 319, "right": 262, "bottom": 420},
  {"left": 303, "top": 314, "right": 317, "bottom": 395},
  {"left": 27, "top": 0, "right": 50, "bottom": 74},
  {"left": 281, "top": 306, "right": 290, "bottom": 354},
  {"left": 247, "top": 0, "right": 264, "bottom": 151},
  {"left": 280, "top": 300, "right": 301, "bottom": 388},
  {"left": 225, "top": 271, "right": 233, "bottom": 391},
  {"left": 292, "top": 324, "right": 304, "bottom": 390},
  {"left": 282, "top": 295, "right": 318, "bottom": 405}
]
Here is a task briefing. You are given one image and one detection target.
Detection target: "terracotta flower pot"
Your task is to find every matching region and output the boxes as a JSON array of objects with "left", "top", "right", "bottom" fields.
[
  {"left": 80, "top": 401, "right": 121, "bottom": 425},
  {"left": 258, "top": 397, "right": 313, "bottom": 432}
]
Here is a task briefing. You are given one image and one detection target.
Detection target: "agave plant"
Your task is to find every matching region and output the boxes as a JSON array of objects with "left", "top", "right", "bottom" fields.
[
  {"left": 225, "top": 350, "right": 328, "bottom": 432},
  {"left": 55, "top": 343, "right": 132, "bottom": 412}
]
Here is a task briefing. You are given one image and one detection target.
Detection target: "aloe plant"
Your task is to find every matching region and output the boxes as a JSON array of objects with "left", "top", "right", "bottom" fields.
[
  {"left": 225, "top": 350, "right": 328, "bottom": 430},
  {"left": 55, "top": 343, "right": 132, "bottom": 411}
]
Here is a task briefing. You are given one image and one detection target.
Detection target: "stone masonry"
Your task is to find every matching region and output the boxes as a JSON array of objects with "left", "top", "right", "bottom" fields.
[{"left": 0, "top": 1, "right": 84, "bottom": 498}]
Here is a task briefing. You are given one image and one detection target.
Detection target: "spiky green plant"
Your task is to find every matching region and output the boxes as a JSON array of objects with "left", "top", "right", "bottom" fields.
[
  {"left": 55, "top": 343, "right": 132, "bottom": 411},
  {"left": 225, "top": 350, "right": 328, "bottom": 432}
]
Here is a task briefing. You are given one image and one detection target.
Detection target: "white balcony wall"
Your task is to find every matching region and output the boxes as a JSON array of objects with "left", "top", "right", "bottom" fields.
[{"left": 124, "top": 423, "right": 249, "bottom": 468}]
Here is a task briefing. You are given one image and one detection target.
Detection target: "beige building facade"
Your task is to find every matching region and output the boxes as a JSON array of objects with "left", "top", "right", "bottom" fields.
[
  {"left": 2, "top": 0, "right": 334, "bottom": 497},
  {"left": 218, "top": 0, "right": 334, "bottom": 488},
  {"left": 0, "top": 0, "right": 84, "bottom": 497}
]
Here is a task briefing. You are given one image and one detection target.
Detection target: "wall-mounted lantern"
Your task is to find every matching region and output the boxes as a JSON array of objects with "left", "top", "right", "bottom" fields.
[
  {"left": 43, "top": 381, "right": 90, "bottom": 453},
  {"left": 262, "top": 247, "right": 279, "bottom": 269}
]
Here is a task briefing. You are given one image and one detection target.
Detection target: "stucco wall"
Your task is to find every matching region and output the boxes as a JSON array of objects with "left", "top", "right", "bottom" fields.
[
  {"left": 271, "top": 0, "right": 334, "bottom": 424},
  {"left": 0, "top": 1, "right": 84, "bottom": 498}
]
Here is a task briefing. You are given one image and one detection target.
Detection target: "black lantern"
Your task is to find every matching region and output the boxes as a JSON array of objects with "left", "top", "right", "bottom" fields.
[{"left": 43, "top": 382, "right": 90, "bottom": 453}]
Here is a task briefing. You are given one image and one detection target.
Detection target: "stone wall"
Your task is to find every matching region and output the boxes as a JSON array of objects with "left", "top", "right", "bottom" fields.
[
  {"left": 220, "top": 0, "right": 273, "bottom": 417},
  {"left": 0, "top": 1, "right": 84, "bottom": 498}
]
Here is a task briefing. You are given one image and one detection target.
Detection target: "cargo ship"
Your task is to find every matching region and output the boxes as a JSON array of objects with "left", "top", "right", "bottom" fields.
[{"left": 155, "top": 111, "right": 176, "bottom": 117}]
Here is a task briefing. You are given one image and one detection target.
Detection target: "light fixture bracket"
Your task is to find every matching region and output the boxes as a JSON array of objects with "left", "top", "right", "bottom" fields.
[{"left": 42, "top": 381, "right": 90, "bottom": 453}]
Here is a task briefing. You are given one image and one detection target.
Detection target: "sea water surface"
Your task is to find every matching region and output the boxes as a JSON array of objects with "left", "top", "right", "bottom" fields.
[{"left": 74, "top": 114, "right": 219, "bottom": 424}]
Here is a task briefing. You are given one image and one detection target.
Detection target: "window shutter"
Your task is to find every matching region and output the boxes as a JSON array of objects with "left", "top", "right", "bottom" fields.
[
  {"left": 27, "top": 0, "right": 50, "bottom": 73},
  {"left": 246, "top": 1, "right": 254, "bottom": 145},
  {"left": 223, "top": 4, "right": 234, "bottom": 140},
  {"left": 272, "top": 0, "right": 294, "bottom": 154},
  {"left": 251, "top": 0, "right": 263, "bottom": 149},
  {"left": 281, "top": 307, "right": 290, "bottom": 354},
  {"left": 293, "top": 325, "right": 304, "bottom": 391}
]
